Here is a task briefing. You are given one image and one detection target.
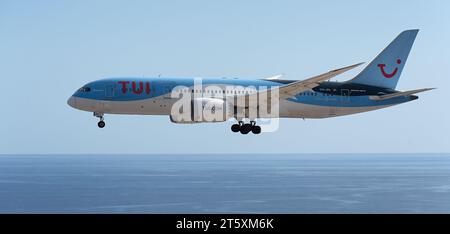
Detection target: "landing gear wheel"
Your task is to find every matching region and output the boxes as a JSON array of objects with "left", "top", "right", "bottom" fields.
[
  {"left": 240, "top": 124, "right": 252, "bottom": 135},
  {"left": 251, "top": 125, "right": 261, "bottom": 134},
  {"left": 98, "top": 121, "right": 105, "bottom": 128},
  {"left": 231, "top": 124, "right": 240, "bottom": 132},
  {"left": 94, "top": 112, "right": 105, "bottom": 128}
]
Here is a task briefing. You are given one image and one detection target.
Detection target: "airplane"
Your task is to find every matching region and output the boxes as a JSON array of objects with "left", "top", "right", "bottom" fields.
[{"left": 68, "top": 29, "right": 433, "bottom": 134}]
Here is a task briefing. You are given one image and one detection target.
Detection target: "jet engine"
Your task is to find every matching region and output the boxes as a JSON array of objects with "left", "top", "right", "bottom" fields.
[{"left": 170, "top": 98, "right": 234, "bottom": 124}]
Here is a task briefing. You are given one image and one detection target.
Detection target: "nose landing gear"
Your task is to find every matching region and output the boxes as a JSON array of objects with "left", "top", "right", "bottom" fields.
[
  {"left": 98, "top": 120, "right": 105, "bottom": 128},
  {"left": 231, "top": 121, "right": 261, "bottom": 135},
  {"left": 94, "top": 112, "right": 105, "bottom": 128}
]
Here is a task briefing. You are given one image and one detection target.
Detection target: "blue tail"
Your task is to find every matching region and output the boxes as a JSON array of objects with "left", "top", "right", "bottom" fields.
[{"left": 349, "top": 29, "right": 419, "bottom": 89}]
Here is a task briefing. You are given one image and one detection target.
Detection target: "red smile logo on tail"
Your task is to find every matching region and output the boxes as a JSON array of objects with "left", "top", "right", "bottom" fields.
[{"left": 378, "top": 59, "right": 401, "bottom": 79}]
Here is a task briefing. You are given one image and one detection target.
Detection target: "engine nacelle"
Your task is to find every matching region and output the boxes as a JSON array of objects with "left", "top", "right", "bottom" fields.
[{"left": 170, "top": 98, "right": 234, "bottom": 124}]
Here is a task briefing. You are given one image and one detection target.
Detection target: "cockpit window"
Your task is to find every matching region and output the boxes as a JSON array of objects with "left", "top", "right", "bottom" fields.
[{"left": 78, "top": 87, "right": 91, "bottom": 92}]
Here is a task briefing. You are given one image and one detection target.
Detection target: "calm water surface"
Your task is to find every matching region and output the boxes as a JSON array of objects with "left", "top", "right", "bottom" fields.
[{"left": 0, "top": 154, "right": 449, "bottom": 213}]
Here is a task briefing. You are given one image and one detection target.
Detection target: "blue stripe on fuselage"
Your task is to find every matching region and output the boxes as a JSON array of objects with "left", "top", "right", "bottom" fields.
[
  {"left": 72, "top": 77, "right": 283, "bottom": 101},
  {"left": 72, "top": 77, "right": 413, "bottom": 107}
]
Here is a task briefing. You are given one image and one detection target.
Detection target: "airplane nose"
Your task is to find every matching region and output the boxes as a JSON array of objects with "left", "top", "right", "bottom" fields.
[{"left": 67, "top": 96, "right": 77, "bottom": 108}]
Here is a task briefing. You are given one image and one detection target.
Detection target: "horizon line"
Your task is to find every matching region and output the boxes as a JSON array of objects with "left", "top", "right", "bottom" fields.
[{"left": 1, "top": 152, "right": 450, "bottom": 156}]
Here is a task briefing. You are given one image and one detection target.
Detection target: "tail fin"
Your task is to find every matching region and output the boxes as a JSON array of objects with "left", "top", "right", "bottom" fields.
[{"left": 349, "top": 29, "right": 419, "bottom": 89}]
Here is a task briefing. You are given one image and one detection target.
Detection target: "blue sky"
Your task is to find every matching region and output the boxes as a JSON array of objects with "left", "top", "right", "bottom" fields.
[{"left": 1, "top": 0, "right": 449, "bottom": 154}]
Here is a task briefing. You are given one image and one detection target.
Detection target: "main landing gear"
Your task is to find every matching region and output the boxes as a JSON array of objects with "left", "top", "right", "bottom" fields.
[
  {"left": 231, "top": 121, "right": 261, "bottom": 135},
  {"left": 94, "top": 112, "right": 105, "bottom": 128}
]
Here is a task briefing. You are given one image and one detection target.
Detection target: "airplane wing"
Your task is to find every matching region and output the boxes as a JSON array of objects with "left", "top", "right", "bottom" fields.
[
  {"left": 369, "top": 88, "right": 435, "bottom": 101},
  {"left": 231, "top": 62, "right": 364, "bottom": 108},
  {"left": 275, "top": 62, "right": 364, "bottom": 99}
]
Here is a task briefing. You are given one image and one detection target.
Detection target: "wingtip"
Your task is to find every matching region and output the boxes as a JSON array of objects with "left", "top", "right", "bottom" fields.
[
  {"left": 348, "top": 62, "right": 365, "bottom": 69},
  {"left": 333, "top": 62, "right": 365, "bottom": 72},
  {"left": 262, "top": 74, "right": 283, "bottom": 80}
]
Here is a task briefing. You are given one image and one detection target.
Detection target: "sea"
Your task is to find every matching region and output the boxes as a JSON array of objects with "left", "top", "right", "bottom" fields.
[{"left": 0, "top": 154, "right": 449, "bottom": 213}]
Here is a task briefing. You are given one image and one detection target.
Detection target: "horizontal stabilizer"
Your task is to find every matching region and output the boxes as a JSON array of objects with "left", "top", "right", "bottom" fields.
[{"left": 370, "top": 88, "right": 435, "bottom": 101}]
